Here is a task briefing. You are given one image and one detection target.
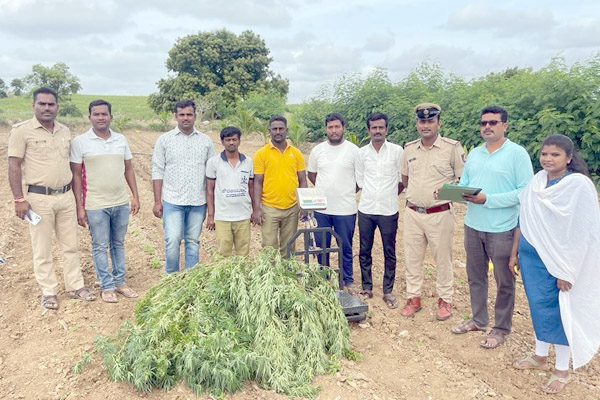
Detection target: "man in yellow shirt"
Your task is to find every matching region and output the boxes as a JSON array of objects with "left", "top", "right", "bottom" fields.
[{"left": 252, "top": 116, "right": 307, "bottom": 254}]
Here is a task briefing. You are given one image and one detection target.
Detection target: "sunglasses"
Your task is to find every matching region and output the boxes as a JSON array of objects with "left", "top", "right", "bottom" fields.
[{"left": 479, "top": 120, "right": 502, "bottom": 127}]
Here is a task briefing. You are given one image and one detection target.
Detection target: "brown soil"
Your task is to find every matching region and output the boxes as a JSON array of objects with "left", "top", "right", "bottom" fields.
[{"left": 0, "top": 128, "right": 598, "bottom": 400}]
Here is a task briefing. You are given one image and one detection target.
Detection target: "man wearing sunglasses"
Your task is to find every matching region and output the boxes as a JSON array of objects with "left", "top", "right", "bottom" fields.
[{"left": 451, "top": 106, "right": 533, "bottom": 350}]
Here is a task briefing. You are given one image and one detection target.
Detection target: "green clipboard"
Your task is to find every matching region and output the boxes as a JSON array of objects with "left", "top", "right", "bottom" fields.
[{"left": 437, "top": 183, "right": 481, "bottom": 203}]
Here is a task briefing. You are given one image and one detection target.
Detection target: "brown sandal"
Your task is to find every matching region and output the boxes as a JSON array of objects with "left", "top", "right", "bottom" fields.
[
  {"left": 480, "top": 329, "right": 507, "bottom": 349},
  {"left": 451, "top": 319, "right": 487, "bottom": 334},
  {"left": 115, "top": 285, "right": 138, "bottom": 298},
  {"left": 68, "top": 287, "right": 96, "bottom": 302},
  {"left": 41, "top": 295, "right": 58, "bottom": 310},
  {"left": 101, "top": 290, "right": 119, "bottom": 303},
  {"left": 383, "top": 293, "right": 399, "bottom": 309}
]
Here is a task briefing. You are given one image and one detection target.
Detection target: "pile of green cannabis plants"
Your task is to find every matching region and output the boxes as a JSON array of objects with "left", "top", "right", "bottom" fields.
[{"left": 95, "top": 248, "right": 353, "bottom": 397}]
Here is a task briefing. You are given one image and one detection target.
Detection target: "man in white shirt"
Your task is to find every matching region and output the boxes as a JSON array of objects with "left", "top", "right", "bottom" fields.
[
  {"left": 307, "top": 113, "right": 359, "bottom": 292},
  {"left": 356, "top": 112, "right": 404, "bottom": 309},
  {"left": 152, "top": 100, "right": 216, "bottom": 273}
]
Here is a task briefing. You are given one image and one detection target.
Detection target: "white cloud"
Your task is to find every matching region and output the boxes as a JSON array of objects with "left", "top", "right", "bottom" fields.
[
  {"left": 541, "top": 17, "right": 600, "bottom": 49},
  {"left": 447, "top": 4, "right": 556, "bottom": 37},
  {"left": 363, "top": 32, "right": 396, "bottom": 53},
  {"left": 0, "top": 0, "right": 130, "bottom": 38}
]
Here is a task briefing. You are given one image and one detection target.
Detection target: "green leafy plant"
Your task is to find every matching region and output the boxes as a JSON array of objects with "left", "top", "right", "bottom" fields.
[
  {"left": 143, "top": 244, "right": 155, "bottom": 256},
  {"left": 95, "top": 249, "right": 354, "bottom": 397},
  {"left": 287, "top": 115, "right": 309, "bottom": 147},
  {"left": 114, "top": 115, "right": 131, "bottom": 132},
  {"left": 72, "top": 351, "right": 93, "bottom": 374},
  {"left": 227, "top": 109, "right": 265, "bottom": 137},
  {"left": 156, "top": 110, "right": 172, "bottom": 131},
  {"left": 149, "top": 257, "right": 161, "bottom": 269}
]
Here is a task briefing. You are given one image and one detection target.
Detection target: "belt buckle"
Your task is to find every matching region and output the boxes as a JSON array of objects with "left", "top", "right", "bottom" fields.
[
  {"left": 48, "top": 187, "right": 61, "bottom": 195},
  {"left": 415, "top": 206, "right": 427, "bottom": 214}
]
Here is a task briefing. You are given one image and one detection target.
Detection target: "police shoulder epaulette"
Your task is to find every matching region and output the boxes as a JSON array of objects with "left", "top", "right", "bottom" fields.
[
  {"left": 440, "top": 136, "right": 460, "bottom": 146},
  {"left": 12, "top": 120, "right": 28, "bottom": 128},
  {"left": 405, "top": 138, "right": 420, "bottom": 147}
]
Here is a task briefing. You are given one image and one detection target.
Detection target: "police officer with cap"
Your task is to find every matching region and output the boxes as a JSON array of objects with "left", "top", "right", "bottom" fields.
[{"left": 399, "top": 102, "right": 465, "bottom": 320}]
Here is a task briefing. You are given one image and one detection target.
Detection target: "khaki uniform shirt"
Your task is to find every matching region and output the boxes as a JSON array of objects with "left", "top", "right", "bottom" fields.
[
  {"left": 8, "top": 117, "right": 73, "bottom": 188},
  {"left": 400, "top": 135, "right": 465, "bottom": 208}
]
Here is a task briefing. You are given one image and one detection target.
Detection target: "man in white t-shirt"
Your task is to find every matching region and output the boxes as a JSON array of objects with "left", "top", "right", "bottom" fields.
[
  {"left": 307, "top": 113, "right": 359, "bottom": 292},
  {"left": 70, "top": 99, "right": 140, "bottom": 303},
  {"left": 205, "top": 126, "right": 256, "bottom": 256}
]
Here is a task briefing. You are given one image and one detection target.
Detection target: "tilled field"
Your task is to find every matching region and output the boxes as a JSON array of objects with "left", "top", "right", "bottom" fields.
[{"left": 0, "top": 128, "right": 598, "bottom": 400}]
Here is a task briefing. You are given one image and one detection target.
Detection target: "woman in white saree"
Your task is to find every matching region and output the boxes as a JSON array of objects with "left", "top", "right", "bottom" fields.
[{"left": 510, "top": 134, "right": 600, "bottom": 394}]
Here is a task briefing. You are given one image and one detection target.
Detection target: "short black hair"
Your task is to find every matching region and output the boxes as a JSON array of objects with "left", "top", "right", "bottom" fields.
[
  {"left": 325, "top": 113, "right": 345, "bottom": 127},
  {"left": 220, "top": 126, "right": 242, "bottom": 140},
  {"left": 269, "top": 115, "right": 287, "bottom": 127},
  {"left": 33, "top": 87, "right": 58, "bottom": 103},
  {"left": 174, "top": 99, "right": 196, "bottom": 113},
  {"left": 88, "top": 99, "right": 112, "bottom": 115},
  {"left": 366, "top": 112, "right": 388, "bottom": 128},
  {"left": 481, "top": 105, "right": 508, "bottom": 122}
]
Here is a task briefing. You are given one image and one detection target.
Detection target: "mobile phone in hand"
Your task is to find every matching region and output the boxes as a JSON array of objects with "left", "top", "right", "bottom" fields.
[{"left": 24, "top": 210, "right": 42, "bottom": 225}]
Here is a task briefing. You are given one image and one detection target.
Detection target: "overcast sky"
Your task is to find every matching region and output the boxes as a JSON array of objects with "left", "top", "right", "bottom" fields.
[{"left": 1, "top": 0, "right": 599, "bottom": 103}]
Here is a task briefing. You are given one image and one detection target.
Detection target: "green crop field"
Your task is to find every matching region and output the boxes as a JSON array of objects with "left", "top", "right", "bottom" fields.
[
  {"left": 0, "top": 94, "right": 154, "bottom": 122},
  {"left": 0, "top": 94, "right": 160, "bottom": 131}
]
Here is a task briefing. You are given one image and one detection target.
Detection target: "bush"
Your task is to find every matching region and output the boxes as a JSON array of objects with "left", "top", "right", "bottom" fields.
[{"left": 58, "top": 102, "right": 83, "bottom": 117}]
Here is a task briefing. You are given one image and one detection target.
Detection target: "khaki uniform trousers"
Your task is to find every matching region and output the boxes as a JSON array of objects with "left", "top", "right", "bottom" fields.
[
  {"left": 26, "top": 191, "right": 84, "bottom": 296},
  {"left": 261, "top": 203, "right": 299, "bottom": 255},
  {"left": 403, "top": 207, "right": 454, "bottom": 302},
  {"left": 215, "top": 219, "right": 251, "bottom": 256}
]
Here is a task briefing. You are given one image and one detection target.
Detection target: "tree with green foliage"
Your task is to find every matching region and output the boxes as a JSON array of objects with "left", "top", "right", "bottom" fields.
[
  {"left": 0, "top": 78, "right": 7, "bottom": 98},
  {"left": 299, "top": 55, "right": 600, "bottom": 180},
  {"left": 234, "top": 88, "right": 286, "bottom": 121},
  {"left": 24, "top": 62, "right": 81, "bottom": 101},
  {"left": 10, "top": 78, "right": 24, "bottom": 96},
  {"left": 148, "top": 29, "right": 288, "bottom": 116}
]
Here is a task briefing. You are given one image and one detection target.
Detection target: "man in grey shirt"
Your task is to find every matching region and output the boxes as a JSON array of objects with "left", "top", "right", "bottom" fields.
[{"left": 152, "top": 99, "right": 215, "bottom": 273}]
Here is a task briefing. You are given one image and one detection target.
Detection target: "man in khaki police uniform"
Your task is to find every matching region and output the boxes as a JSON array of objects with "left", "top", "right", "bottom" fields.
[
  {"left": 8, "top": 87, "right": 95, "bottom": 310},
  {"left": 400, "top": 103, "right": 465, "bottom": 320}
]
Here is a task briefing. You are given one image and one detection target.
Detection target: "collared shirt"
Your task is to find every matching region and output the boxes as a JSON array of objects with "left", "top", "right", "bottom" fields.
[
  {"left": 253, "top": 141, "right": 305, "bottom": 209},
  {"left": 70, "top": 128, "right": 132, "bottom": 210},
  {"left": 460, "top": 138, "right": 533, "bottom": 233},
  {"left": 152, "top": 126, "right": 216, "bottom": 206},
  {"left": 356, "top": 140, "right": 403, "bottom": 216},
  {"left": 307, "top": 140, "right": 358, "bottom": 216},
  {"left": 206, "top": 151, "right": 254, "bottom": 221},
  {"left": 401, "top": 135, "right": 465, "bottom": 208},
  {"left": 8, "top": 117, "right": 73, "bottom": 188}
]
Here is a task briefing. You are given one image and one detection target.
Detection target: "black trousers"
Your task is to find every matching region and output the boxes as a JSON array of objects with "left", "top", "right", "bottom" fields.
[{"left": 358, "top": 211, "right": 398, "bottom": 294}]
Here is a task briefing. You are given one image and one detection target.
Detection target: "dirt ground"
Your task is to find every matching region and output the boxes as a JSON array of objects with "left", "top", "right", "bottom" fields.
[{"left": 0, "top": 126, "right": 599, "bottom": 400}]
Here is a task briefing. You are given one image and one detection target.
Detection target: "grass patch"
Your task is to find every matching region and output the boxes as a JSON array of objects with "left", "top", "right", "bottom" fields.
[{"left": 0, "top": 94, "right": 157, "bottom": 131}]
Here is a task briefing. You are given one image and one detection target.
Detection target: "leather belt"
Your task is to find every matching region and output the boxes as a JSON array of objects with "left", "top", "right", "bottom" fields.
[
  {"left": 28, "top": 184, "right": 72, "bottom": 195},
  {"left": 406, "top": 201, "right": 450, "bottom": 214}
]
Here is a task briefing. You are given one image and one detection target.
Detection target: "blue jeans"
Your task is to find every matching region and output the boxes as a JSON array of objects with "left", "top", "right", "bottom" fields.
[
  {"left": 86, "top": 204, "right": 130, "bottom": 291},
  {"left": 163, "top": 200, "right": 206, "bottom": 274},
  {"left": 314, "top": 212, "right": 356, "bottom": 285}
]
